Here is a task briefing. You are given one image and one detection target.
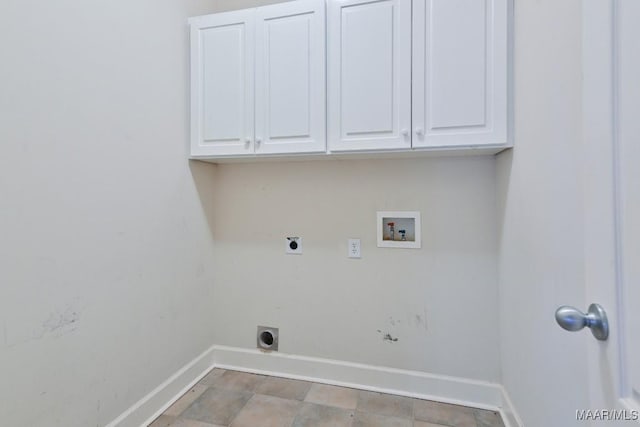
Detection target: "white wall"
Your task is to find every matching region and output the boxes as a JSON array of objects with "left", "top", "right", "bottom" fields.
[
  {"left": 497, "top": 0, "right": 589, "bottom": 425},
  {"left": 1, "top": 0, "right": 569, "bottom": 424},
  {"left": 0, "top": 1, "right": 226, "bottom": 425},
  {"left": 209, "top": 157, "right": 501, "bottom": 382}
]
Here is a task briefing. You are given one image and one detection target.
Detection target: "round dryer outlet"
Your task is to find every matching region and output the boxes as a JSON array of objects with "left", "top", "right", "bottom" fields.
[{"left": 257, "top": 326, "right": 279, "bottom": 351}]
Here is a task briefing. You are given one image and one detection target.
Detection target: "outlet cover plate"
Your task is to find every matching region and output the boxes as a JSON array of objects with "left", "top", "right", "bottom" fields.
[
  {"left": 348, "top": 238, "right": 361, "bottom": 258},
  {"left": 285, "top": 237, "right": 302, "bottom": 254}
]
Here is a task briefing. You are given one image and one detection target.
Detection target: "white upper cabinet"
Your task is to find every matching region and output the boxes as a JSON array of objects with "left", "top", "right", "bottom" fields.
[
  {"left": 255, "top": 1, "right": 326, "bottom": 154},
  {"left": 327, "top": 0, "right": 508, "bottom": 152},
  {"left": 189, "top": 0, "right": 509, "bottom": 160},
  {"left": 190, "top": 10, "right": 254, "bottom": 157},
  {"left": 327, "top": 0, "right": 412, "bottom": 152},
  {"left": 190, "top": 0, "right": 326, "bottom": 158},
  {"left": 412, "top": 0, "right": 508, "bottom": 148}
]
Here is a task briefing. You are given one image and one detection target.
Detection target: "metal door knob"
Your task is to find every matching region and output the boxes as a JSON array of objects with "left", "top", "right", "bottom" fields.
[{"left": 555, "top": 303, "right": 609, "bottom": 341}]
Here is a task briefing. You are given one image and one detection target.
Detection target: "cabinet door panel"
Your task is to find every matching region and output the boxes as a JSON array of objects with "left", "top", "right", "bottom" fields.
[
  {"left": 190, "top": 10, "right": 254, "bottom": 157},
  {"left": 255, "top": 0, "right": 326, "bottom": 154},
  {"left": 342, "top": 2, "right": 393, "bottom": 135},
  {"left": 328, "top": 0, "right": 411, "bottom": 151},
  {"left": 413, "top": 0, "right": 507, "bottom": 147}
]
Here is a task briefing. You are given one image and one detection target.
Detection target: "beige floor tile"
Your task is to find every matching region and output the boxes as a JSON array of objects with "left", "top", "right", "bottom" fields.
[
  {"left": 198, "top": 369, "right": 226, "bottom": 386},
  {"left": 157, "top": 373, "right": 494, "bottom": 427},
  {"left": 230, "top": 394, "right": 301, "bottom": 427},
  {"left": 413, "top": 400, "right": 477, "bottom": 427},
  {"left": 475, "top": 409, "right": 505, "bottom": 427},
  {"left": 413, "top": 421, "right": 449, "bottom": 427},
  {"left": 304, "top": 384, "right": 359, "bottom": 410},
  {"left": 291, "top": 402, "right": 355, "bottom": 427},
  {"left": 169, "top": 419, "right": 224, "bottom": 427},
  {"left": 353, "top": 411, "right": 412, "bottom": 427},
  {"left": 181, "top": 387, "right": 252, "bottom": 425},
  {"left": 148, "top": 414, "right": 226, "bottom": 427},
  {"left": 255, "top": 376, "right": 312, "bottom": 401},
  {"left": 149, "top": 415, "right": 176, "bottom": 427},
  {"left": 203, "top": 370, "right": 265, "bottom": 392},
  {"left": 357, "top": 390, "right": 413, "bottom": 419},
  {"left": 164, "top": 384, "right": 209, "bottom": 416}
]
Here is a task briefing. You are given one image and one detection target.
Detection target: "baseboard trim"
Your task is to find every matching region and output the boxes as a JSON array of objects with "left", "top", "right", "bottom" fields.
[
  {"left": 499, "top": 385, "right": 525, "bottom": 427},
  {"left": 108, "top": 344, "right": 523, "bottom": 427},
  {"left": 213, "top": 345, "right": 517, "bottom": 418},
  {"left": 105, "top": 345, "right": 215, "bottom": 427}
]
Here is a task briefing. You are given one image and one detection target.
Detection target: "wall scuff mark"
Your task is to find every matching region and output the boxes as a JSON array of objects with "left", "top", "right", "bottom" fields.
[
  {"left": 413, "top": 308, "right": 428, "bottom": 331},
  {"left": 377, "top": 329, "right": 399, "bottom": 343},
  {"left": 42, "top": 306, "right": 79, "bottom": 338}
]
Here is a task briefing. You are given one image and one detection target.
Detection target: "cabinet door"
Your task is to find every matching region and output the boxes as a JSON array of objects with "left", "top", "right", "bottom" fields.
[
  {"left": 255, "top": 0, "right": 326, "bottom": 154},
  {"left": 190, "top": 10, "right": 255, "bottom": 157},
  {"left": 412, "top": 0, "right": 507, "bottom": 148},
  {"left": 328, "top": 0, "right": 412, "bottom": 152}
]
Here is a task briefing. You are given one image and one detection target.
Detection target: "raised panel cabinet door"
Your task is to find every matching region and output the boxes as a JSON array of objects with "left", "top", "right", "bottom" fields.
[
  {"left": 328, "top": 0, "right": 412, "bottom": 152},
  {"left": 255, "top": 0, "right": 326, "bottom": 154},
  {"left": 190, "top": 10, "right": 255, "bottom": 157},
  {"left": 412, "top": 0, "right": 508, "bottom": 148}
]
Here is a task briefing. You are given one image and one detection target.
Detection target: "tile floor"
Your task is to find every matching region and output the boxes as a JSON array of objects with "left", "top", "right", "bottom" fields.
[{"left": 149, "top": 369, "right": 505, "bottom": 427}]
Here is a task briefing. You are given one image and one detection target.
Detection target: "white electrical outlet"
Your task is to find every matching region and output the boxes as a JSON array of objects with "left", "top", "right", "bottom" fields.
[
  {"left": 286, "top": 237, "right": 302, "bottom": 254},
  {"left": 348, "top": 239, "right": 361, "bottom": 259}
]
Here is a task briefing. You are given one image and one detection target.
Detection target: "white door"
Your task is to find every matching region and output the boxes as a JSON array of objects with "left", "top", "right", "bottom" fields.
[
  {"left": 327, "top": 0, "right": 411, "bottom": 152},
  {"left": 190, "top": 10, "right": 255, "bottom": 157},
  {"left": 582, "top": 0, "right": 640, "bottom": 419},
  {"left": 616, "top": 0, "right": 640, "bottom": 411},
  {"left": 255, "top": 0, "right": 326, "bottom": 155},
  {"left": 412, "top": 0, "right": 507, "bottom": 149}
]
